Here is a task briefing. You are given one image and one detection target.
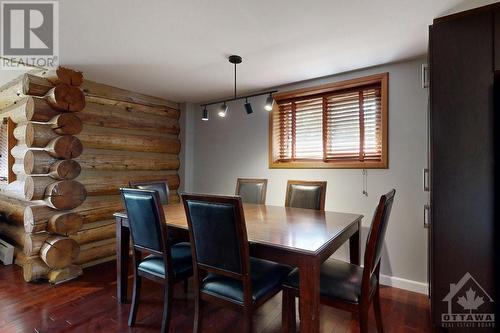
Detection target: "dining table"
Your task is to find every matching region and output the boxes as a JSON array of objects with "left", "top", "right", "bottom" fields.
[{"left": 114, "top": 203, "right": 363, "bottom": 333}]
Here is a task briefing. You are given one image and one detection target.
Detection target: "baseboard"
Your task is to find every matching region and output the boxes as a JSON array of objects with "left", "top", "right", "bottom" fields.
[{"left": 379, "top": 274, "right": 428, "bottom": 295}]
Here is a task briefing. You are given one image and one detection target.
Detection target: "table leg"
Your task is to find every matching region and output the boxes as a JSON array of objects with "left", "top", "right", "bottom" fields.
[
  {"left": 116, "top": 217, "right": 130, "bottom": 303},
  {"left": 298, "top": 259, "right": 320, "bottom": 333},
  {"left": 349, "top": 220, "right": 360, "bottom": 265}
]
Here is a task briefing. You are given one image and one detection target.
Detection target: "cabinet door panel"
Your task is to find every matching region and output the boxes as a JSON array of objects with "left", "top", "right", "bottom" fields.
[{"left": 430, "top": 10, "right": 494, "bottom": 327}]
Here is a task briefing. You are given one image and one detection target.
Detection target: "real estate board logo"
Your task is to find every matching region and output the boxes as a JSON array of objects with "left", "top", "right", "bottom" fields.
[
  {"left": 0, "top": 1, "right": 59, "bottom": 69},
  {"left": 441, "top": 272, "right": 495, "bottom": 329}
]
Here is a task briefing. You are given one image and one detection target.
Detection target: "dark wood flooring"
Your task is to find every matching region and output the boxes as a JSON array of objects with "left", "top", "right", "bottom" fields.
[{"left": 0, "top": 262, "right": 432, "bottom": 332}]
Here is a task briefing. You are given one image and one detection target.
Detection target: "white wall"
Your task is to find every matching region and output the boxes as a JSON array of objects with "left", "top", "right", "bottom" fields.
[{"left": 181, "top": 57, "right": 429, "bottom": 292}]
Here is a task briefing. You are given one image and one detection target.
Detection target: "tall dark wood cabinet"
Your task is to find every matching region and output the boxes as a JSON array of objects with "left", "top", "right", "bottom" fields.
[{"left": 429, "top": 4, "right": 498, "bottom": 331}]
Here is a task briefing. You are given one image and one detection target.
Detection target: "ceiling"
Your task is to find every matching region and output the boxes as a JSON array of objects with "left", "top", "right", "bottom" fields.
[{"left": 2, "top": 0, "right": 498, "bottom": 103}]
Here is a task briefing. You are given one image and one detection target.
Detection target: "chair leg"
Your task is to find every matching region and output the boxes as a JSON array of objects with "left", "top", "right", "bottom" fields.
[
  {"left": 243, "top": 308, "right": 253, "bottom": 333},
  {"left": 128, "top": 274, "right": 142, "bottom": 326},
  {"left": 160, "top": 283, "right": 173, "bottom": 333},
  {"left": 373, "top": 287, "right": 384, "bottom": 333},
  {"left": 359, "top": 303, "right": 369, "bottom": 333},
  {"left": 193, "top": 293, "right": 203, "bottom": 333},
  {"left": 282, "top": 288, "right": 296, "bottom": 333}
]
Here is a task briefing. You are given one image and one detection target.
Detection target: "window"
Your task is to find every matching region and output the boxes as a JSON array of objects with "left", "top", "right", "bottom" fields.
[
  {"left": 270, "top": 73, "right": 388, "bottom": 168},
  {"left": 0, "top": 118, "right": 14, "bottom": 189}
]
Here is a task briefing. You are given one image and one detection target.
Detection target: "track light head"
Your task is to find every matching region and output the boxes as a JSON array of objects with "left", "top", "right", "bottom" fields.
[
  {"left": 202, "top": 107, "right": 209, "bottom": 121},
  {"left": 218, "top": 102, "right": 228, "bottom": 118},
  {"left": 264, "top": 94, "right": 274, "bottom": 111},
  {"left": 244, "top": 98, "right": 253, "bottom": 115}
]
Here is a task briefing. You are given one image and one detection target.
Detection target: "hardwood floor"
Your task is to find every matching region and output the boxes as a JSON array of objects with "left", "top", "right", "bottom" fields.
[{"left": 0, "top": 262, "right": 432, "bottom": 332}]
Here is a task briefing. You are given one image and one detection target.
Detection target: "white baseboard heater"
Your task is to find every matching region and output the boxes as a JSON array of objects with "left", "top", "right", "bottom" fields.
[{"left": 0, "top": 238, "right": 14, "bottom": 265}]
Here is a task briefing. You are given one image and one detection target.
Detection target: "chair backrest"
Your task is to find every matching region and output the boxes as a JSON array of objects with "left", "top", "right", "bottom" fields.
[
  {"left": 363, "top": 189, "right": 396, "bottom": 278},
  {"left": 181, "top": 194, "right": 250, "bottom": 280},
  {"left": 130, "top": 180, "right": 170, "bottom": 205},
  {"left": 120, "top": 188, "right": 170, "bottom": 257},
  {"left": 235, "top": 178, "right": 268, "bottom": 204},
  {"left": 285, "top": 180, "right": 327, "bottom": 210}
]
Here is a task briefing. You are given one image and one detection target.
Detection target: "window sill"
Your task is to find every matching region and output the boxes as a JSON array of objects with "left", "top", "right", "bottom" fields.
[{"left": 269, "top": 160, "right": 388, "bottom": 169}]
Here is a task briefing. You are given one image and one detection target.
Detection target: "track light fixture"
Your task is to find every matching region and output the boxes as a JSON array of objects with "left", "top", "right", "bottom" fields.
[
  {"left": 202, "top": 106, "right": 209, "bottom": 121},
  {"left": 200, "top": 54, "right": 277, "bottom": 121},
  {"left": 218, "top": 102, "right": 228, "bottom": 118},
  {"left": 244, "top": 98, "right": 253, "bottom": 114},
  {"left": 264, "top": 93, "right": 274, "bottom": 111}
]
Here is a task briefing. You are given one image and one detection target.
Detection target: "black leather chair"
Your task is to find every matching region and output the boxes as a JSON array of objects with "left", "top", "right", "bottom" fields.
[
  {"left": 120, "top": 188, "right": 193, "bottom": 333},
  {"left": 235, "top": 178, "right": 268, "bottom": 204},
  {"left": 130, "top": 180, "right": 170, "bottom": 204},
  {"left": 285, "top": 180, "right": 327, "bottom": 210},
  {"left": 181, "top": 194, "right": 292, "bottom": 333},
  {"left": 282, "top": 189, "right": 396, "bottom": 333}
]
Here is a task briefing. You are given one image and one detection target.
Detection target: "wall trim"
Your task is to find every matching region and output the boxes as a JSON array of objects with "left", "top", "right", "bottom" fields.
[{"left": 380, "top": 274, "right": 429, "bottom": 295}]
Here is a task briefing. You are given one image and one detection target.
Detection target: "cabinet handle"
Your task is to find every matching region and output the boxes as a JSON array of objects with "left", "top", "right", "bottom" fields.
[
  {"left": 424, "top": 204, "right": 430, "bottom": 228},
  {"left": 423, "top": 168, "right": 429, "bottom": 192}
]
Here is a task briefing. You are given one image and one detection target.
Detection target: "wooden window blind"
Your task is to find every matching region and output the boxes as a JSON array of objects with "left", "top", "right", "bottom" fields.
[
  {"left": 0, "top": 120, "right": 9, "bottom": 184},
  {"left": 270, "top": 73, "right": 388, "bottom": 168}
]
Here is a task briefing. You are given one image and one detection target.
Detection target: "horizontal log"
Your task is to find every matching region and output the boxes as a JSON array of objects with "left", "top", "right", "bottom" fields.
[
  {"left": 0, "top": 221, "right": 48, "bottom": 255},
  {"left": 77, "top": 125, "right": 180, "bottom": 154},
  {"left": 75, "top": 238, "right": 115, "bottom": 265},
  {"left": 24, "top": 205, "right": 83, "bottom": 234},
  {"left": 77, "top": 170, "right": 179, "bottom": 196},
  {"left": 15, "top": 117, "right": 82, "bottom": 148},
  {"left": 0, "top": 97, "right": 59, "bottom": 123},
  {"left": 80, "top": 79, "right": 179, "bottom": 110},
  {"left": 45, "top": 84, "right": 85, "bottom": 112},
  {"left": 48, "top": 265, "right": 83, "bottom": 284},
  {"left": 20, "top": 151, "right": 81, "bottom": 179},
  {"left": 40, "top": 236, "right": 80, "bottom": 269},
  {"left": 85, "top": 97, "right": 179, "bottom": 119},
  {"left": 0, "top": 74, "right": 30, "bottom": 110},
  {"left": 11, "top": 136, "right": 83, "bottom": 160},
  {"left": 75, "top": 149, "right": 179, "bottom": 171},
  {"left": 73, "top": 195, "right": 123, "bottom": 224},
  {"left": 0, "top": 194, "right": 31, "bottom": 224},
  {"left": 23, "top": 74, "right": 53, "bottom": 96},
  {"left": 77, "top": 102, "right": 180, "bottom": 134},
  {"left": 23, "top": 257, "right": 50, "bottom": 282},
  {"left": 70, "top": 220, "right": 115, "bottom": 245}
]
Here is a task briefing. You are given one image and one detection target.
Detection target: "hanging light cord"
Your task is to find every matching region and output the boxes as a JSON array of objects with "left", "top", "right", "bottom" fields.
[{"left": 234, "top": 61, "right": 237, "bottom": 99}]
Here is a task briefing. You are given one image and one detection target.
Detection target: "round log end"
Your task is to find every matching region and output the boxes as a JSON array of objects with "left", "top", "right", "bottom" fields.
[
  {"left": 46, "top": 180, "right": 87, "bottom": 210},
  {"left": 50, "top": 160, "right": 81, "bottom": 180},
  {"left": 40, "top": 237, "right": 80, "bottom": 269},
  {"left": 52, "top": 113, "right": 83, "bottom": 135},
  {"left": 24, "top": 176, "right": 35, "bottom": 201},
  {"left": 49, "top": 136, "right": 83, "bottom": 159},
  {"left": 52, "top": 84, "right": 86, "bottom": 112}
]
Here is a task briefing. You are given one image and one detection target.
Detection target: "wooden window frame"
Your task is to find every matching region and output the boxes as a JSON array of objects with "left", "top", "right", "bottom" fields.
[
  {"left": 0, "top": 117, "right": 16, "bottom": 184},
  {"left": 269, "top": 73, "right": 389, "bottom": 169}
]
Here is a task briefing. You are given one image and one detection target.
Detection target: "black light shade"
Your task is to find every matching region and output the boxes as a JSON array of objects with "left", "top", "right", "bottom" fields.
[
  {"left": 202, "top": 107, "right": 209, "bottom": 121},
  {"left": 244, "top": 98, "right": 253, "bottom": 114},
  {"left": 264, "top": 94, "right": 274, "bottom": 111},
  {"left": 218, "top": 103, "right": 228, "bottom": 118}
]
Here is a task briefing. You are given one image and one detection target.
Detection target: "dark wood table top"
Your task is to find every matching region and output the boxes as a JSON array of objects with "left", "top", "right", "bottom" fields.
[{"left": 114, "top": 203, "right": 363, "bottom": 256}]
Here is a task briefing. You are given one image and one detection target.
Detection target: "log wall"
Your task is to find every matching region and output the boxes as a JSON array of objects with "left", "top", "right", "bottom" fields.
[{"left": 0, "top": 67, "right": 181, "bottom": 283}]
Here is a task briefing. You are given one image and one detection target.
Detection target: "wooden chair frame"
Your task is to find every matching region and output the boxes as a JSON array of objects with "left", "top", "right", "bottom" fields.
[
  {"left": 284, "top": 180, "right": 327, "bottom": 210},
  {"left": 182, "top": 194, "right": 284, "bottom": 333},
  {"left": 121, "top": 188, "right": 187, "bottom": 333},
  {"left": 235, "top": 178, "right": 268, "bottom": 204},
  {"left": 282, "top": 189, "right": 395, "bottom": 333}
]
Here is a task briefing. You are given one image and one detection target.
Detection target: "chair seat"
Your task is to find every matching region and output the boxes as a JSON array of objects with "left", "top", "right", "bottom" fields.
[
  {"left": 201, "top": 257, "right": 292, "bottom": 304},
  {"left": 283, "top": 259, "right": 378, "bottom": 303},
  {"left": 138, "top": 242, "right": 193, "bottom": 280}
]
